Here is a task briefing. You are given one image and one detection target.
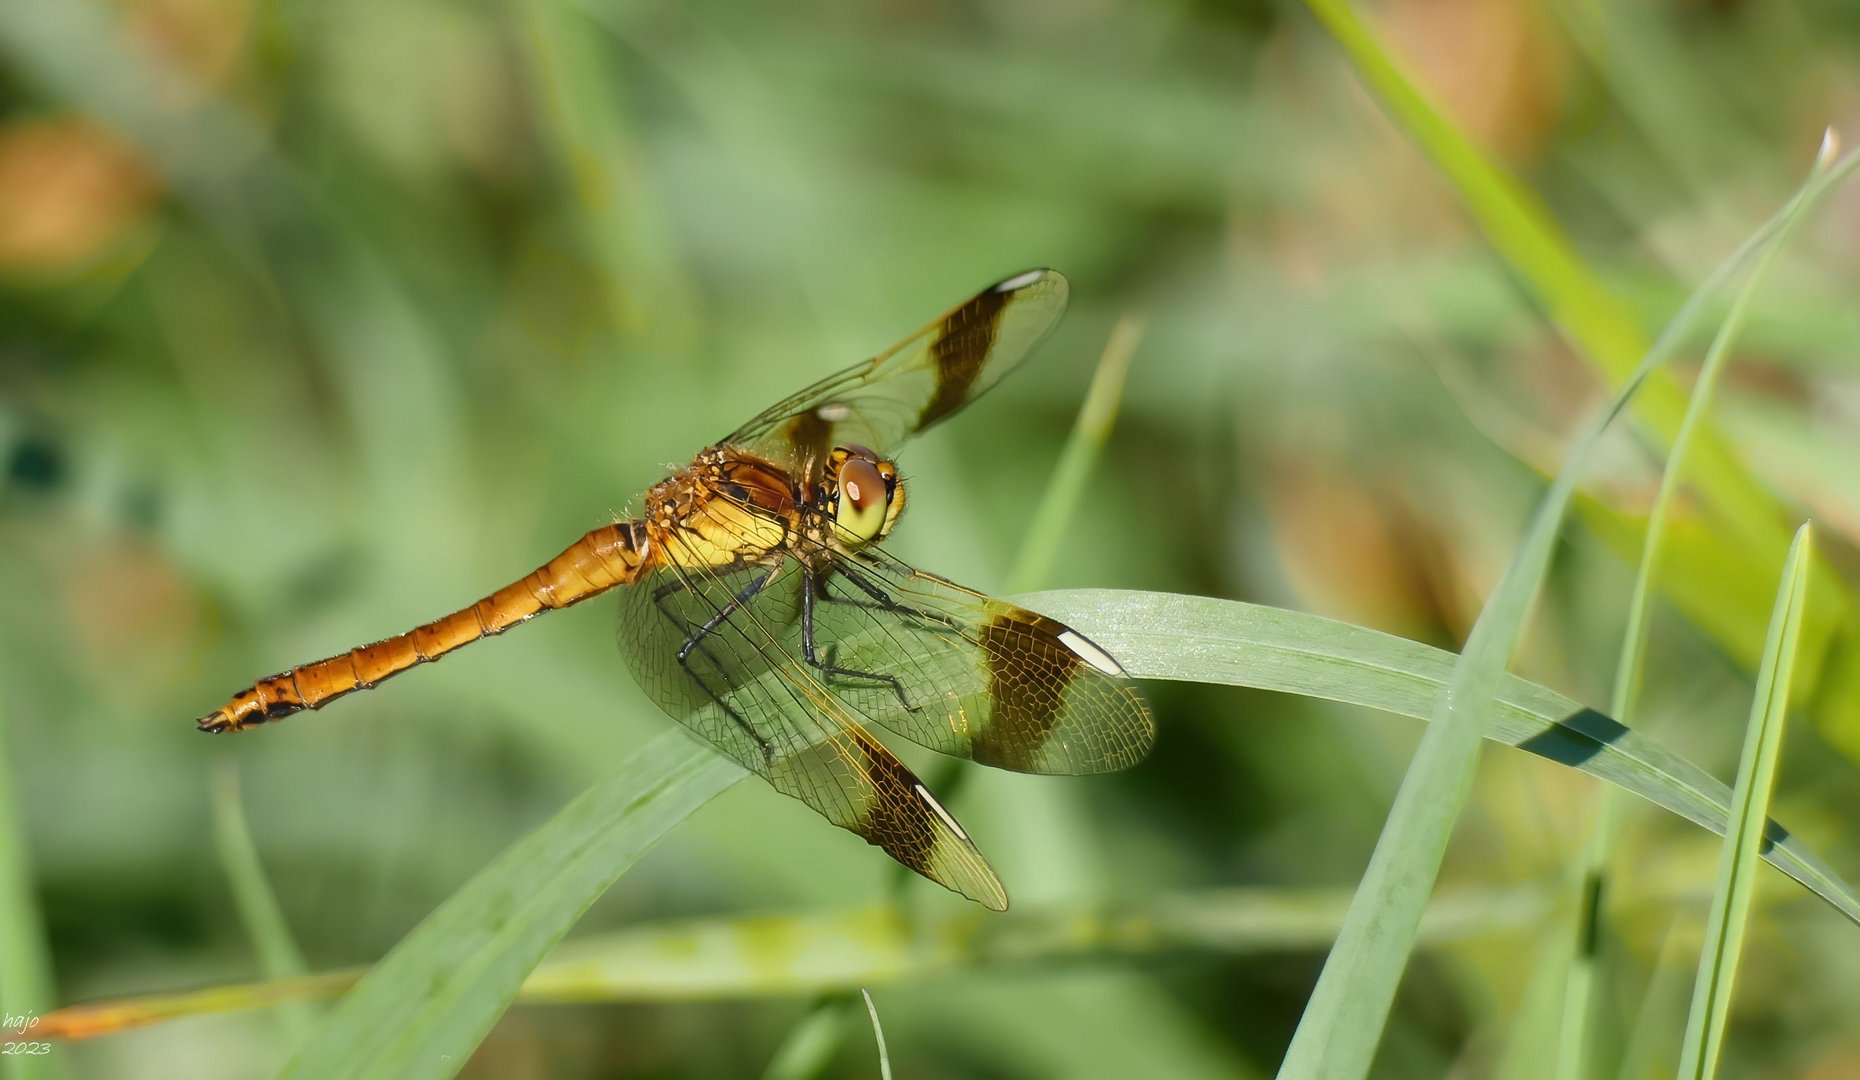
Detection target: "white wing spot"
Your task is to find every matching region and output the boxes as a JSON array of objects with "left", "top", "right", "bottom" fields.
[
  {"left": 994, "top": 269, "right": 1045, "bottom": 293},
  {"left": 914, "top": 783, "right": 968, "bottom": 840},
  {"left": 816, "top": 402, "right": 852, "bottom": 422},
  {"left": 1059, "top": 630, "right": 1124, "bottom": 676}
]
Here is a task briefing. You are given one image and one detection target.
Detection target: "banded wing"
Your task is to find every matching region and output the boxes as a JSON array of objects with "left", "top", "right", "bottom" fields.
[
  {"left": 805, "top": 546, "right": 1155, "bottom": 775},
  {"left": 722, "top": 268, "right": 1068, "bottom": 473},
  {"left": 616, "top": 526, "right": 1007, "bottom": 910}
]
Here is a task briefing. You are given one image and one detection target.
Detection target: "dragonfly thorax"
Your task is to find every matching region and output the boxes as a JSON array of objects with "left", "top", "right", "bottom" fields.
[{"left": 641, "top": 449, "right": 801, "bottom": 573}]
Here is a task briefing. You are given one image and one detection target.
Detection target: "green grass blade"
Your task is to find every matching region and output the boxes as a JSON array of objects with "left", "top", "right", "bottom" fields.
[
  {"left": 1006, "top": 314, "right": 1143, "bottom": 594},
  {"left": 1019, "top": 592, "right": 1859, "bottom": 926},
  {"left": 861, "top": 989, "right": 893, "bottom": 1080},
  {"left": 278, "top": 732, "right": 743, "bottom": 1080},
  {"left": 1556, "top": 134, "right": 1843, "bottom": 1080},
  {"left": 0, "top": 699, "right": 63, "bottom": 1080},
  {"left": 1268, "top": 143, "right": 1860, "bottom": 1080},
  {"left": 272, "top": 590, "right": 1860, "bottom": 1072},
  {"left": 1278, "top": 422, "right": 1610, "bottom": 1080},
  {"left": 211, "top": 765, "right": 313, "bottom": 1042},
  {"left": 1677, "top": 524, "right": 1814, "bottom": 1078},
  {"left": 1263, "top": 19, "right": 1860, "bottom": 1060},
  {"left": 1267, "top": 322, "right": 1686, "bottom": 1078},
  {"left": 1608, "top": 133, "right": 1840, "bottom": 751},
  {"left": 1271, "top": 256, "right": 1737, "bottom": 1077}
]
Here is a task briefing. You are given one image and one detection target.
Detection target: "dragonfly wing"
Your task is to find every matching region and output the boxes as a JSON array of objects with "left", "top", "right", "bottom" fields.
[
  {"left": 722, "top": 269, "right": 1068, "bottom": 470},
  {"left": 795, "top": 546, "right": 1155, "bottom": 775},
  {"left": 615, "top": 532, "right": 1006, "bottom": 909}
]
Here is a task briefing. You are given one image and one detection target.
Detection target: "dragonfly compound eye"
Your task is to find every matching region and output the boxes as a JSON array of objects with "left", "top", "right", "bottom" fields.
[{"left": 834, "top": 455, "right": 891, "bottom": 542}]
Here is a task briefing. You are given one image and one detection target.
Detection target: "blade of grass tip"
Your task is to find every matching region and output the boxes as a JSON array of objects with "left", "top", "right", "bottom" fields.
[
  {"left": 0, "top": 701, "right": 64, "bottom": 1080},
  {"left": 861, "top": 989, "right": 894, "bottom": 1080},
  {"left": 1556, "top": 131, "right": 1847, "bottom": 1080},
  {"left": 1006, "top": 313, "right": 1144, "bottom": 594},
  {"left": 210, "top": 764, "right": 313, "bottom": 1042},
  {"left": 1678, "top": 524, "right": 1814, "bottom": 1079},
  {"left": 279, "top": 731, "right": 743, "bottom": 1080},
  {"left": 1272, "top": 135, "right": 1860, "bottom": 1080},
  {"left": 1612, "top": 131, "right": 1844, "bottom": 738}
]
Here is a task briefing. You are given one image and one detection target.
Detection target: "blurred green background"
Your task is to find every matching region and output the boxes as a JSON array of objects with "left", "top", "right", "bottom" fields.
[{"left": 4, "top": 0, "right": 1860, "bottom": 1075}]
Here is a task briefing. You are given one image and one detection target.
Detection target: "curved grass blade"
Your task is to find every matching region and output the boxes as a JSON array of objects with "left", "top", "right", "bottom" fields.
[
  {"left": 861, "top": 989, "right": 894, "bottom": 1080},
  {"left": 1611, "top": 125, "right": 1845, "bottom": 752},
  {"left": 1258, "top": 32, "right": 1860, "bottom": 1059},
  {"left": 1022, "top": 591, "right": 1860, "bottom": 927},
  {"left": 1557, "top": 134, "right": 1847, "bottom": 1080},
  {"left": 1678, "top": 525, "right": 1814, "bottom": 1078},
  {"left": 1266, "top": 185, "right": 1835, "bottom": 1067},
  {"left": 278, "top": 733, "right": 743, "bottom": 1080},
  {"left": 1279, "top": 397, "right": 1632, "bottom": 1079}
]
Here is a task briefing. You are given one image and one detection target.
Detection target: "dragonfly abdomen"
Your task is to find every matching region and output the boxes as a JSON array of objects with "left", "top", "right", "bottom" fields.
[{"left": 197, "top": 521, "right": 649, "bottom": 733}]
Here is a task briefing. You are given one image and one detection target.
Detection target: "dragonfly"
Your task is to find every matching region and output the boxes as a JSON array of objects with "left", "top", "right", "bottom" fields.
[{"left": 196, "top": 268, "right": 1155, "bottom": 909}]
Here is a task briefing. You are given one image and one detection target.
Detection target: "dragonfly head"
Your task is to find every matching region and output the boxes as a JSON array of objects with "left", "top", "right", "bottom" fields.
[{"left": 825, "top": 444, "right": 903, "bottom": 546}]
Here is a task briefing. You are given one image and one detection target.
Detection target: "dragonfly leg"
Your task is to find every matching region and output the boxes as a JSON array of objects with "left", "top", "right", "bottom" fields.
[
  {"left": 677, "top": 570, "right": 777, "bottom": 665},
  {"left": 653, "top": 569, "right": 780, "bottom": 756},
  {"left": 802, "top": 571, "right": 923, "bottom": 714},
  {"left": 828, "top": 564, "right": 965, "bottom": 636}
]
